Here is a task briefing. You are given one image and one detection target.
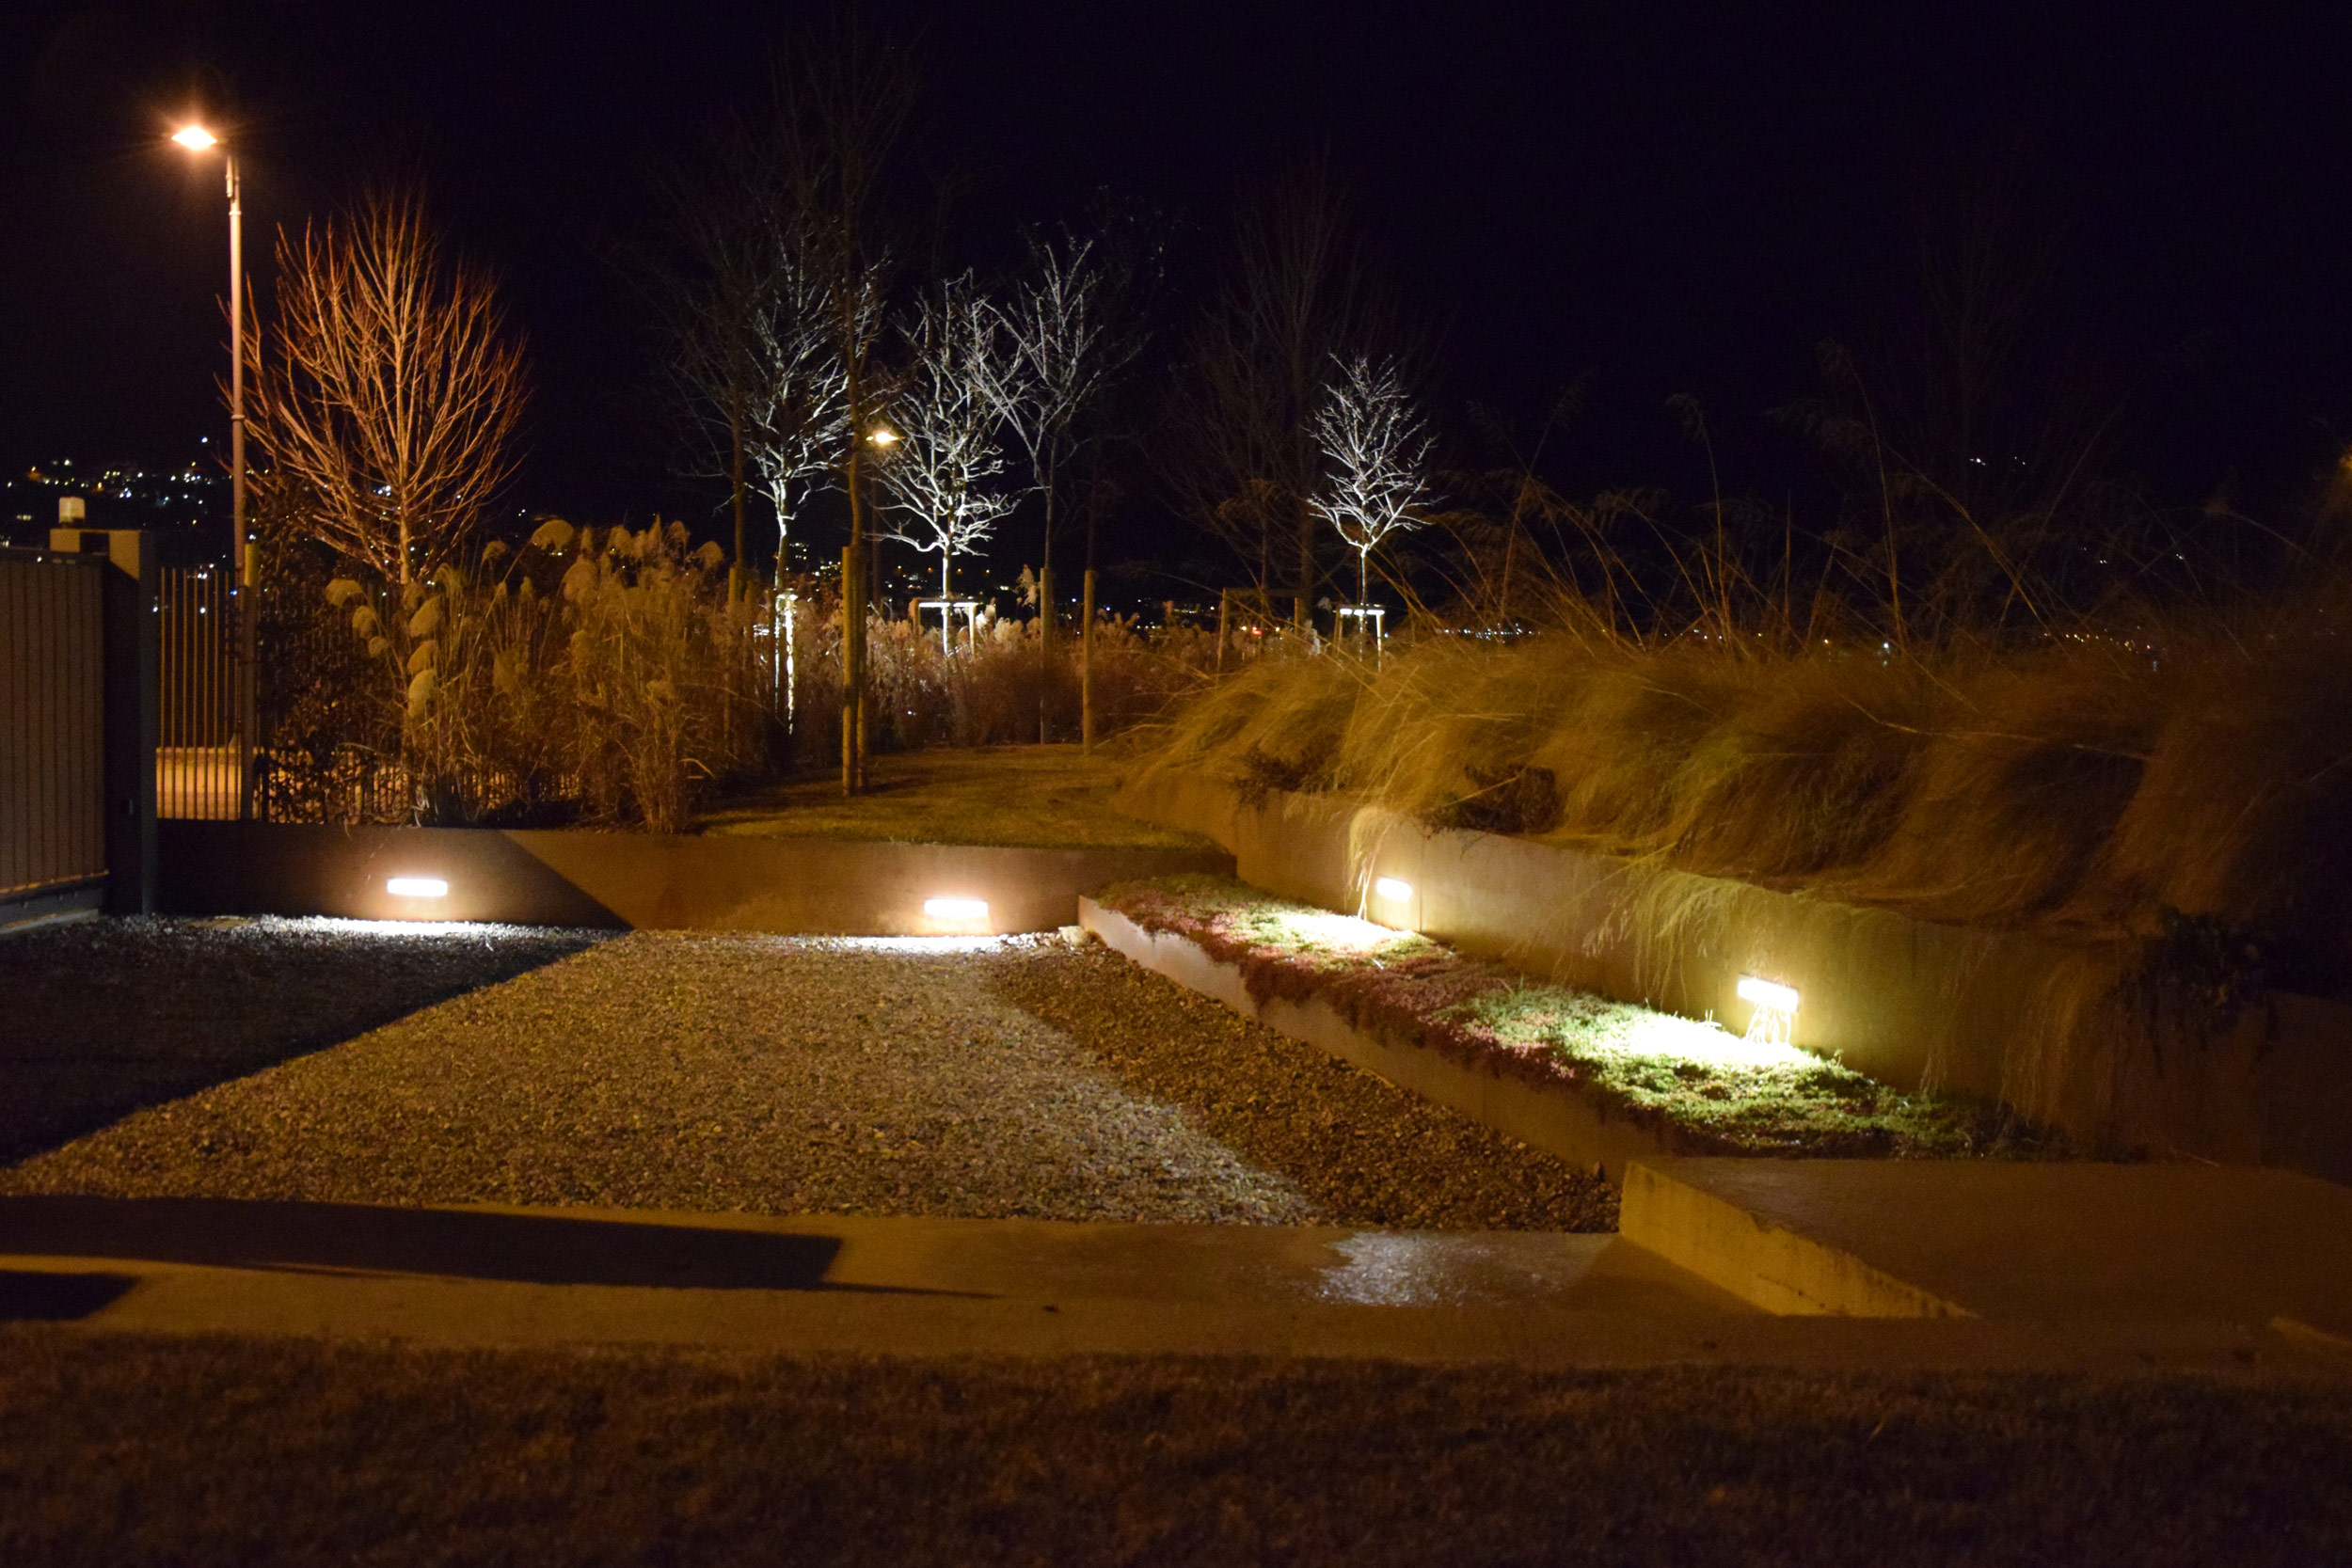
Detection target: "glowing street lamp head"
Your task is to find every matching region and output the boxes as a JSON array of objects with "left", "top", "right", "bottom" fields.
[
  {"left": 866, "top": 427, "right": 899, "bottom": 448},
  {"left": 171, "top": 125, "right": 219, "bottom": 151}
]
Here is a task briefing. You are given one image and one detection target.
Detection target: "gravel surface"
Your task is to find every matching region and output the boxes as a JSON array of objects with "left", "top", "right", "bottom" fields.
[
  {"left": 989, "top": 941, "right": 1618, "bottom": 1231},
  {"left": 0, "top": 917, "right": 601, "bottom": 1166},
  {"left": 0, "top": 931, "right": 1321, "bottom": 1225},
  {"left": 3, "top": 921, "right": 1613, "bottom": 1230}
]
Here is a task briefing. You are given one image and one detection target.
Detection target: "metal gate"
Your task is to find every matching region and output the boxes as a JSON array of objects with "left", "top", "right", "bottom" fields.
[
  {"left": 156, "top": 565, "right": 243, "bottom": 819},
  {"left": 0, "top": 553, "right": 106, "bottom": 911}
]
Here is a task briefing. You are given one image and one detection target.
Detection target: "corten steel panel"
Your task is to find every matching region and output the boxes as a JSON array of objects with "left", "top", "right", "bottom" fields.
[
  {"left": 1, "top": 557, "right": 106, "bottom": 905},
  {"left": 158, "top": 820, "right": 1234, "bottom": 934}
]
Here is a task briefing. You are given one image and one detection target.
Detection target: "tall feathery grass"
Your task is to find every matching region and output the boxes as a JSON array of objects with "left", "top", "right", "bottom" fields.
[{"left": 1137, "top": 542, "right": 2352, "bottom": 1004}]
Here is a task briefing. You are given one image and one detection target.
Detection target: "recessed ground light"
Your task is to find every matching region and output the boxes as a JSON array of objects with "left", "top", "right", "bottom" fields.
[
  {"left": 386, "top": 878, "right": 449, "bottom": 898},
  {"left": 1373, "top": 877, "right": 1413, "bottom": 902},
  {"left": 922, "top": 897, "right": 988, "bottom": 920},
  {"left": 1736, "top": 974, "right": 1800, "bottom": 1012}
]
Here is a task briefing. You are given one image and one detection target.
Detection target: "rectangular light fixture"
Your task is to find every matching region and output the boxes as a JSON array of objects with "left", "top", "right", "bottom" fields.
[
  {"left": 1737, "top": 974, "right": 1800, "bottom": 1012},
  {"left": 922, "top": 897, "right": 988, "bottom": 920},
  {"left": 386, "top": 877, "right": 449, "bottom": 899},
  {"left": 1373, "top": 877, "right": 1413, "bottom": 902}
]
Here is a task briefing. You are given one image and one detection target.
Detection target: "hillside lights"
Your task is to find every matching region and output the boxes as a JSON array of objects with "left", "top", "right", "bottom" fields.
[
  {"left": 1736, "top": 974, "right": 1800, "bottom": 1047},
  {"left": 386, "top": 878, "right": 450, "bottom": 899}
]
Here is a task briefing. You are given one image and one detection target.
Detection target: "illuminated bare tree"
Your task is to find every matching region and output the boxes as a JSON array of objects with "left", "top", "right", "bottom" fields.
[
  {"left": 744, "top": 225, "right": 871, "bottom": 574},
  {"left": 879, "top": 276, "right": 1016, "bottom": 651},
  {"left": 988, "top": 232, "right": 1146, "bottom": 642},
  {"left": 251, "top": 188, "right": 526, "bottom": 584},
  {"left": 1309, "top": 356, "right": 1431, "bottom": 606},
  {"left": 1163, "top": 164, "right": 1394, "bottom": 621}
]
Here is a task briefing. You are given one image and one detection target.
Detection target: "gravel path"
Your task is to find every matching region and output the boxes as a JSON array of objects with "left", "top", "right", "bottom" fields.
[
  {"left": 0, "top": 917, "right": 600, "bottom": 1166},
  {"left": 1, "top": 932, "right": 1320, "bottom": 1225},
  {"left": 988, "top": 942, "right": 1617, "bottom": 1231},
  {"left": 4, "top": 922, "right": 1613, "bottom": 1230}
]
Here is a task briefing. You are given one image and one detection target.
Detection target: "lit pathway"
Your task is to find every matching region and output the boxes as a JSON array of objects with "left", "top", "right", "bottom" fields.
[{"left": 0, "top": 933, "right": 1318, "bottom": 1225}]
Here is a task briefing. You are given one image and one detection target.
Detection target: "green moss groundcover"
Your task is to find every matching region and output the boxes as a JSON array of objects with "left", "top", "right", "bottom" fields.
[{"left": 1098, "top": 875, "right": 2054, "bottom": 1158}]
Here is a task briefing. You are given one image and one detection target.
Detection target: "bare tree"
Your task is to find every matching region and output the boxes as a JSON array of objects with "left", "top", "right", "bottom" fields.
[
  {"left": 642, "top": 141, "right": 771, "bottom": 599},
  {"left": 1163, "top": 162, "right": 1394, "bottom": 623},
  {"left": 1309, "top": 356, "right": 1432, "bottom": 606},
  {"left": 251, "top": 187, "right": 527, "bottom": 584},
  {"left": 988, "top": 231, "right": 1147, "bottom": 644},
  {"left": 744, "top": 221, "right": 869, "bottom": 575},
  {"left": 760, "top": 15, "right": 917, "bottom": 791},
  {"left": 878, "top": 276, "right": 1016, "bottom": 650}
]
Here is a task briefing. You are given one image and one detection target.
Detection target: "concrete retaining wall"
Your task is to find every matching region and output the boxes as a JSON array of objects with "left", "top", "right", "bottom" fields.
[
  {"left": 160, "top": 820, "right": 1232, "bottom": 936},
  {"left": 1114, "top": 767, "right": 2352, "bottom": 1182}
]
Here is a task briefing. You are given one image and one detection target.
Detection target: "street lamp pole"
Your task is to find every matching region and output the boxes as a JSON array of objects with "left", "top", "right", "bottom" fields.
[{"left": 174, "top": 124, "right": 254, "bottom": 818}]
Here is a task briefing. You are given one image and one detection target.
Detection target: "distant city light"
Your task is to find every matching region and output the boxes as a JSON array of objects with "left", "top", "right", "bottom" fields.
[{"left": 386, "top": 877, "right": 449, "bottom": 898}]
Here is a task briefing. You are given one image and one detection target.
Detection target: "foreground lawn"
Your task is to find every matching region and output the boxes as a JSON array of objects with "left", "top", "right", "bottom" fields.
[
  {"left": 698, "top": 743, "right": 1212, "bottom": 849},
  {"left": 0, "top": 1327, "right": 2342, "bottom": 1566}
]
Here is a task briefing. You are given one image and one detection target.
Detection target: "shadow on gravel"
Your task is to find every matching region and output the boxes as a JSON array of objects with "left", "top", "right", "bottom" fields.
[
  {"left": 0, "top": 917, "right": 606, "bottom": 1166},
  {"left": 0, "top": 1196, "right": 913, "bottom": 1291}
]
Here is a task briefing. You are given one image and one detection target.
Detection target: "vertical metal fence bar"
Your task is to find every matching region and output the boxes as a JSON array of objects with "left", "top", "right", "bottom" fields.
[{"left": 0, "top": 556, "right": 107, "bottom": 909}]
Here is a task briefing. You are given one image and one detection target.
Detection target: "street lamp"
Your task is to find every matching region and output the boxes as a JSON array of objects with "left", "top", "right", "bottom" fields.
[{"left": 173, "top": 121, "right": 252, "bottom": 817}]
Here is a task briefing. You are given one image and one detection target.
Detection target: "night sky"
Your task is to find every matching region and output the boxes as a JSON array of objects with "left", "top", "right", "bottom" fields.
[{"left": 6, "top": 2, "right": 2350, "bottom": 575}]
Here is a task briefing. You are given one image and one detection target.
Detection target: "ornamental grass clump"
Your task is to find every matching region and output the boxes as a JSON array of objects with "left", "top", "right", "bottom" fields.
[
  {"left": 1138, "top": 586, "right": 2352, "bottom": 1000},
  {"left": 1100, "top": 875, "right": 2038, "bottom": 1157},
  {"left": 554, "top": 519, "right": 763, "bottom": 832}
]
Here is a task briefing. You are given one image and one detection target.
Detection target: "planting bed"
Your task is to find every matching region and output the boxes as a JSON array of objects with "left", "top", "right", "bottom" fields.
[{"left": 1092, "top": 876, "right": 2052, "bottom": 1161}]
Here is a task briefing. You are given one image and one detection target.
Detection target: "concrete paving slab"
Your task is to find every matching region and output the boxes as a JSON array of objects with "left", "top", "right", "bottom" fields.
[
  {"left": 1625, "top": 1158, "right": 2352, "bottom": 1336},
  {"left": 4, "top": 1196, "right": 2344, "bottom": 1374}
]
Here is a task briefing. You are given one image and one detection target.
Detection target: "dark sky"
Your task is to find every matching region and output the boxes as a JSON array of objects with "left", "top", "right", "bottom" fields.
[{"left": 6, "top": 2, "right": 2351, "bottom": 568}]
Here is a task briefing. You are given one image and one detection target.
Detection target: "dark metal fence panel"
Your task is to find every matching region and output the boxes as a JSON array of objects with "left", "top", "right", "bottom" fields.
[
  {"left": 1, "top": 555, "right": 106, "bottom": 904},
  {"left": 156, "top": 565, "right": 240, "bottom": 819}
]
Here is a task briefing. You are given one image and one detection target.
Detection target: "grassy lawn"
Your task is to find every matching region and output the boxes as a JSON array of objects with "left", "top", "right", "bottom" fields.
[
  {"left": 697, "top": 744, "right": 1213, "bottom": 849},
  {"left": 1, "top": 1326, "right": 2343, "bottom": 1566}
]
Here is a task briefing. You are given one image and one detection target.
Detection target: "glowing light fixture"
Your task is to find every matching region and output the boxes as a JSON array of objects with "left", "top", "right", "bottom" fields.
[
  {"left": 386, "top": 877, "right": 449, "bottom": 899},
  {"left": 1736, "top": 974, "right": 1799, "bottom": 1012},
  {"left": 1373, "top": 877, "right": 1413, "bottom": 902},
  {"left": 866, "top": 426, "right": 899, "bottom": 447},
  {"left": 171, "top": 125, "right": 218, "bottom": 150},
  {"left": 922, "top": 897, "right": 988, "bottom": 920}
]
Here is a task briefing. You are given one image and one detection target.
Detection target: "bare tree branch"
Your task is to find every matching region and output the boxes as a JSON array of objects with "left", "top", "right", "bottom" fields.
[{"left": 250, "top": 187, "right": 527, "bottom": 585}]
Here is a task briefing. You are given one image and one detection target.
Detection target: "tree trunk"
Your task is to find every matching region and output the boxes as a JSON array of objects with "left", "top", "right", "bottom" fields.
[
  {"left": 1295, "top": 496, "right": 1313, "bottom": 630},
  {"left": 1080, "top": 567, "right": 1096, "bottom": 754},
  {"left": 727, "top": 389, "right": 749, "bottom": 603},
  {"left": 1036, "top": 562, "right": 1055, "bottom": 744}
]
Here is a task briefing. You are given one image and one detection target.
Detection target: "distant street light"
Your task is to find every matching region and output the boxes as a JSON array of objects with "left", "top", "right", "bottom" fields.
[
  {"left": 173, "top": 121, "right": 253, "bottom": 818},
  {"left": 866, "top": 426, "right": 899, "bottom": 447}
]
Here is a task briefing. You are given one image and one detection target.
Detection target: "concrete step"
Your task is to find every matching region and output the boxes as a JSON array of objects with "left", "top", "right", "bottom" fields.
[
  {"left": 1625, "top": 1157, "right": 2352, "bottom": 1346},
  {"left": 2, "top": 1195, "right": 2337, "bottom": 1374}
]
